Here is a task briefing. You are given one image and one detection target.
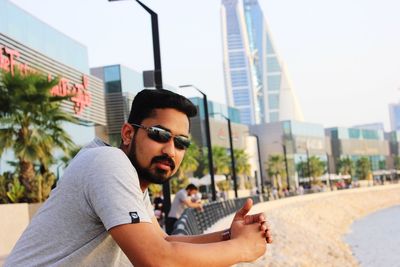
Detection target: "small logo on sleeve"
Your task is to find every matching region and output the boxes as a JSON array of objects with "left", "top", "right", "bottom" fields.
[{"left": 129, "top": 212, "right": 140, "bottom": 223}]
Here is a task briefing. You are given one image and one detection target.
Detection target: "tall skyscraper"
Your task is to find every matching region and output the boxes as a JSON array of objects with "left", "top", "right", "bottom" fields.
[
  {"left": 221, "top": 0, "right": 303, "bottom": 125},
  {"left": 389, "top": 103, "right": 400, "bottom": 131}
]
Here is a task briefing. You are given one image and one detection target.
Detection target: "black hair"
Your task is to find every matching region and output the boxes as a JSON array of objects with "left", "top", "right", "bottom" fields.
[
  {"left": 128, "top": 89, "right": 197, "bottom": 125},
  {"left": 186, "top": 183, "right": 198, "bottom": 191}
]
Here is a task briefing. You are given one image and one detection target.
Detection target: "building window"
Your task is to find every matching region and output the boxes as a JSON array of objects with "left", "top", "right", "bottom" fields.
[
  {"left": 267, "top": 57, "right": 280, "bottom": 72},
  {"left": 269, "top": 111, "right": 279, "bottom": 122},
  {"left": 267, "top": 75, "right": 281, "bottom": 92},
  {"left": 233, "top": 89, "right": 250, "bottom": 106},
  {"left": 229, "top": 52, "right": 246, "bottom": 68},
  {"left": 268, "top": 94, "right": 279, "bottom": 109},
  {"left": 230, "top": 70, "right": 249, "bottom": 87},
  {"left": 104, "top": 66, "right": 121, "bottom": 82},
  {"left": 266, "top": 33, "right": 275, "bottom": 54},
  {"left": 239, "top": 109, "right": 252, "bottom": 124}
]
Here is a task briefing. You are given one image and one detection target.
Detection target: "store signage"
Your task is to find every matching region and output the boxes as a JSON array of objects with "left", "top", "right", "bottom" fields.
[
  {"left": 0, "top": 45, "right": 92, "bottom": 115},
  {"left": 217, "top": 128, "right": 239, "bottom": 142}
]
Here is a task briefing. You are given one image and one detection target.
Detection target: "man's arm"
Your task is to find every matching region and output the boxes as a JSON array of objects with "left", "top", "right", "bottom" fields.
[
  {"left": 109, "top": 218, "right": 266, "bottom": 266},
  {"left": 165, "top": 198, "right": 272, "bottom": 244},
  {"left": 181, "top": 197, "right": 202, "bottom": 209}
]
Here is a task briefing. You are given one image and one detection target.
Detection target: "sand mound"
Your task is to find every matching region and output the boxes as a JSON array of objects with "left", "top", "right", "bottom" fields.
[{"left": 209, "top": 184, "right": 400, "bottom": 267}]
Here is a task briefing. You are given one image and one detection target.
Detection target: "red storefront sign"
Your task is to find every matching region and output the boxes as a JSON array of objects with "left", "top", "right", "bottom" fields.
[{"left": 0, "top": 45, "right": 92, "bottom": 115}]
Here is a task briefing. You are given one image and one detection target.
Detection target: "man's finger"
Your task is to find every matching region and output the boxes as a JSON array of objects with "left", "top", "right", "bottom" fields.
[
  {"left": 245, "top": 213, "right": 265, "bottom": 224},
  {"left": 233, "top": 198, "right": 253, "bottom": 220}
]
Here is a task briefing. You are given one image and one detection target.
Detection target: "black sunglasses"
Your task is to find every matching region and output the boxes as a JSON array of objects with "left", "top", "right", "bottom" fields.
[{"left": 131, "top": 123, "right": 191, "bottom": 150}]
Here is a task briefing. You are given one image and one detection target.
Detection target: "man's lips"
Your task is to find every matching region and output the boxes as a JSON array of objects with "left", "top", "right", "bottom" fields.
[
  {"left": 152, "top": 156, "right": 175, "bottom": 171},
  {"left": 155, "top": 160, "right": 173, "bottom": 170}
]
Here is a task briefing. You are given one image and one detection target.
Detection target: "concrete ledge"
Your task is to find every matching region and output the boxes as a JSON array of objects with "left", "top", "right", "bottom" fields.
[{"left": 0, "top": 203, "right": 42, "bottom": 257}]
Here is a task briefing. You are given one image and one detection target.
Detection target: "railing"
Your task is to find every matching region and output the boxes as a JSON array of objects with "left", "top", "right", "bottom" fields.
[{"left": 171, "top": 195, "right": 263, "bottom": 235}]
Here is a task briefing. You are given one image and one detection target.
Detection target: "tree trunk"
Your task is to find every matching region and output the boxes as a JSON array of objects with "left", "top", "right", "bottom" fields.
[{"left": 19, "top": 159, "right": 35, "bottom": 194}]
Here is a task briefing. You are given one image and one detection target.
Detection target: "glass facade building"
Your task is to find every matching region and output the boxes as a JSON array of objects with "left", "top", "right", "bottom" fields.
[
  {"left": 0, "top": 0, "right": 106, "bottom": 172},
  {"left": 189, "top": 97, "right": 241, "bottom": 123},
  {"left": 250, "top": 120, "right": 327, "bottom": 188},
  {"left": 221, "top": 0, "right": 303, "bottom": 125},
  {"left": 326, "top": 127, "right": 389, "bottom": 173},
  {"left": 0, "top": 0, "right": 88, "bottom": 74},
  {"left": 91, "top": 64, "right": 178, "bottom": 146},
  {"left": 389, "top": 103, "right": 400, "bottom": 131},
  {"left": 91, "top": 65, "right": 145, "bottom": 146}
]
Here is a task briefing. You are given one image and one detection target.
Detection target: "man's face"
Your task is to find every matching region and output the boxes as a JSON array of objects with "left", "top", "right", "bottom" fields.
[
  {"left": 188, "top": 189, "right": 198, "bottom": 196},
  {"left": 127, "top": 108, "right": 189, "bottom": 184}
]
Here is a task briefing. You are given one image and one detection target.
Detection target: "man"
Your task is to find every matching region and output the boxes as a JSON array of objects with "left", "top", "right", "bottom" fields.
[
  {"left": 166, "top": 183, "right": 203, "bottom": 234},
  {"left": 5, "top": 89, "right": 272, "bottom": 266}
]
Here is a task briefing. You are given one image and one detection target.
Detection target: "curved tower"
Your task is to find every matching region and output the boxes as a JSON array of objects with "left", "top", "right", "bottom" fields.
[{"left": 221, "top": 0, "right": 303, "bottom": 124}]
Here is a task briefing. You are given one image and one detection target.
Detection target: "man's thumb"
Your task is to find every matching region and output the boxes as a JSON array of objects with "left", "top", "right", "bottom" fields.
[{"left": 234, "top": 198, "right": 253, "bottom": 219}]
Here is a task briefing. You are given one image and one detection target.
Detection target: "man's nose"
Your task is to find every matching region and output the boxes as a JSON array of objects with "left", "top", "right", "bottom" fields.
[{"left": 161, "top": 138, "right": 175, "bottom": 157}]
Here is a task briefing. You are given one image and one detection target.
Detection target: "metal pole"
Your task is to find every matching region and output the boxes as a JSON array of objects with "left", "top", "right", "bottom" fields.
[
  {"left": 326, "top": 153, "right": 333, "bottom": 190},
  {"left": 202, "top": 94, "right": 216, "bottom": 201},
  {"left": 136, "top": 0, "right": 163, "bottom": 89},
  {"left": 282, "top": 144, "right": 290, "bottom": 191},
  {"left": 179, "top": 85, "right": 216, "bottom": 201},
  {"left": 109, "top": 0, "right": 169, "bottom": 208},
  {"left": 253, "top": 135, "right": 264, "bottom": 194},
  {"left": 306, "top": 148, "right": 311, "bottom": 187},
  {"left": 226, "top": 117, "right": 238, "bottom": 198},
  {"left": 132, "top": 0, "right": 169, "bottom": 214}
]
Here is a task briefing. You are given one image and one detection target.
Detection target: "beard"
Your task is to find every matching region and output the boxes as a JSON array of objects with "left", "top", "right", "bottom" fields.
[{"left": 127, "top": 137, "right": 176, "bottom": 185}]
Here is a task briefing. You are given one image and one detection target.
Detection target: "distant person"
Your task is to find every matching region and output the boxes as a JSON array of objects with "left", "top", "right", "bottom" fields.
[
  {"left": 166, "top": 183, "right": 203, "bottom": 234},
  {"left": 5, "top": 89, "right": 272, "bottom": 266},
  {"left": 297, "top": 185, "right": 304, "bottom": 195}
]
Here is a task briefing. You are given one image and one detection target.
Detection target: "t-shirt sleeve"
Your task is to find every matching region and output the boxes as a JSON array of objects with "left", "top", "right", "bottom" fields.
[
  {"left": 84, "top": 148, "right": 152, "bottom": 230},
  {"left": 177, "top": 190, "right": 188, "bottom": 203},
  {"left": 143, "top": 190, "right": 156, "bottom": 219}
]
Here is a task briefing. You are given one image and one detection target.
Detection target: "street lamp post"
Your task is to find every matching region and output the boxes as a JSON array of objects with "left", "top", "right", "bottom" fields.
[
  {"left": 110, "top": 0, "right": 163, "bottom": 88},
  {"left": 109, "top": 0, "right": 171, "bottom": 215},
  {"left": 326, "top": 153, "right": 333, "bottom": 190},
  {"left": 282, "top": 144, "right": 290, "bottom": 191},
  {"left": 306, "top": 148, "right": 311, "bottom": 187},
  {"left": 249, "top": 134, "right": 264, "bottom": 195},
  {"left": 179, "top": 85, "right": 216, "bottom": 201},
  {"left": 211, "top": 113, "right": 238, "bottom": 198}
]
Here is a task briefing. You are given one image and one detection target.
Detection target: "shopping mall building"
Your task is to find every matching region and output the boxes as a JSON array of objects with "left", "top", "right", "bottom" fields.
[{"left": 0, "top": 0, "right": 106, "bottom": 171}]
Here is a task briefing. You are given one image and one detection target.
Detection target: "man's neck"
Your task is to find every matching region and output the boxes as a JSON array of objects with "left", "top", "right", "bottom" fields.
[{"left": 139, "top": 180, "right": 150, "bottom": 192}]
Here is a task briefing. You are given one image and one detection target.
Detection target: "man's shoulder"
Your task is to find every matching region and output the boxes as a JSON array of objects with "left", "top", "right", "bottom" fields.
[
  {"left": 79, "top": 145, "right": 127, "bottom": 164},
  {"left": 177, "top": 189, "right": 188, "bottom": 199}
]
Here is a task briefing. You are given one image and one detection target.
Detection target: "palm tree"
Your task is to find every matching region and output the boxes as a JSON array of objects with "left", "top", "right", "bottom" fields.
[
  {"left": 234, "top": 148, "right": 251, "bottom": 189},
  {"left": 0, "top": 69, "right": 77, "bottom": 201},
  {"left": 175, "top": 141, "right": 200, "bottom": 179},
  {"left": 355, "top": 157, "right": 371, "bottom": 180},
  {"left": 337, "top": 157, "right": 354, "bottom": 176},
  {"left": 202, "top": 146, "right": 230, "bottom": 175},
  {"left": 394, "top": 156, "right": 400, "bottom": 170},
  {"left": 171, "top": 142, "right": 201, "bottom": 193},
  {"left": 337, "top": 157, "right": 354, "bottom": 186},
  {"left": 266, "top": 155, "right": 286, "bottom": 191},
  {"left": 308, "top": 156, "right": 325, "bottom": 185}
]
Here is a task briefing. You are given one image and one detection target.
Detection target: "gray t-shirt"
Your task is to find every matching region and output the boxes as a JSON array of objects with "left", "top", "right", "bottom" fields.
[
  {"left": 168, "top": 188, "right": 189, "bottom": 219},
  {"left": 5, "top": 138, "right": 154, "bottom": 267}
]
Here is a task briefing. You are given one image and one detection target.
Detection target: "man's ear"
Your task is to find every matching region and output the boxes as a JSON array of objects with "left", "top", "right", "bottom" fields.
[{"left": 121, "top": 123, "right": 135, "bottom": 146}]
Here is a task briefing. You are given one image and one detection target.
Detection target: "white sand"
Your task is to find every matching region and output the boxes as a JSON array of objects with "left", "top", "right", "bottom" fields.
[{"left": 207, "top": 184, "right": 400, "bottom": 267}]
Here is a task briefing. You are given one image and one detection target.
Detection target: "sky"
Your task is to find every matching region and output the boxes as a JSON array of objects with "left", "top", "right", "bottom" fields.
[{"left": 9, "top": 0, "right": 400, "bottom": 130}]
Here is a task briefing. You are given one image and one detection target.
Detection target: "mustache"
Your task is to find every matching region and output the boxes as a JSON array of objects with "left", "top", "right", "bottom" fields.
[{"left": 151, "top": 155, "right": 176, "bottom": 170}]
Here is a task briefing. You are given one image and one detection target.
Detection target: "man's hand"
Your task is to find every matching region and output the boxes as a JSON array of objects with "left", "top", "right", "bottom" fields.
[
  {"left": 229, "top": 199, "right": 267, "bottom": 262},
  {"left": 230, "top": 198, "right": 273, "bottom": 243}
]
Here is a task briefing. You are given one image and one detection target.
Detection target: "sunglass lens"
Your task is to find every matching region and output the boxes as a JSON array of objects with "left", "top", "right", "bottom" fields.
[
  {"left": 174, "top": 136, "right": 191, "bottom": 150},
  {"left": 147, "top": 126, "right": 190, "bottom": 150},
  {"left": 148, "top": 127, "right": 171, "bottom": 143}
]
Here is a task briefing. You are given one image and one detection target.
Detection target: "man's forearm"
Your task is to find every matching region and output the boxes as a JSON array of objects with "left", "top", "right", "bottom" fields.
[{"left": 166, "top": 229, "right": 229, "bottom": 244}]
